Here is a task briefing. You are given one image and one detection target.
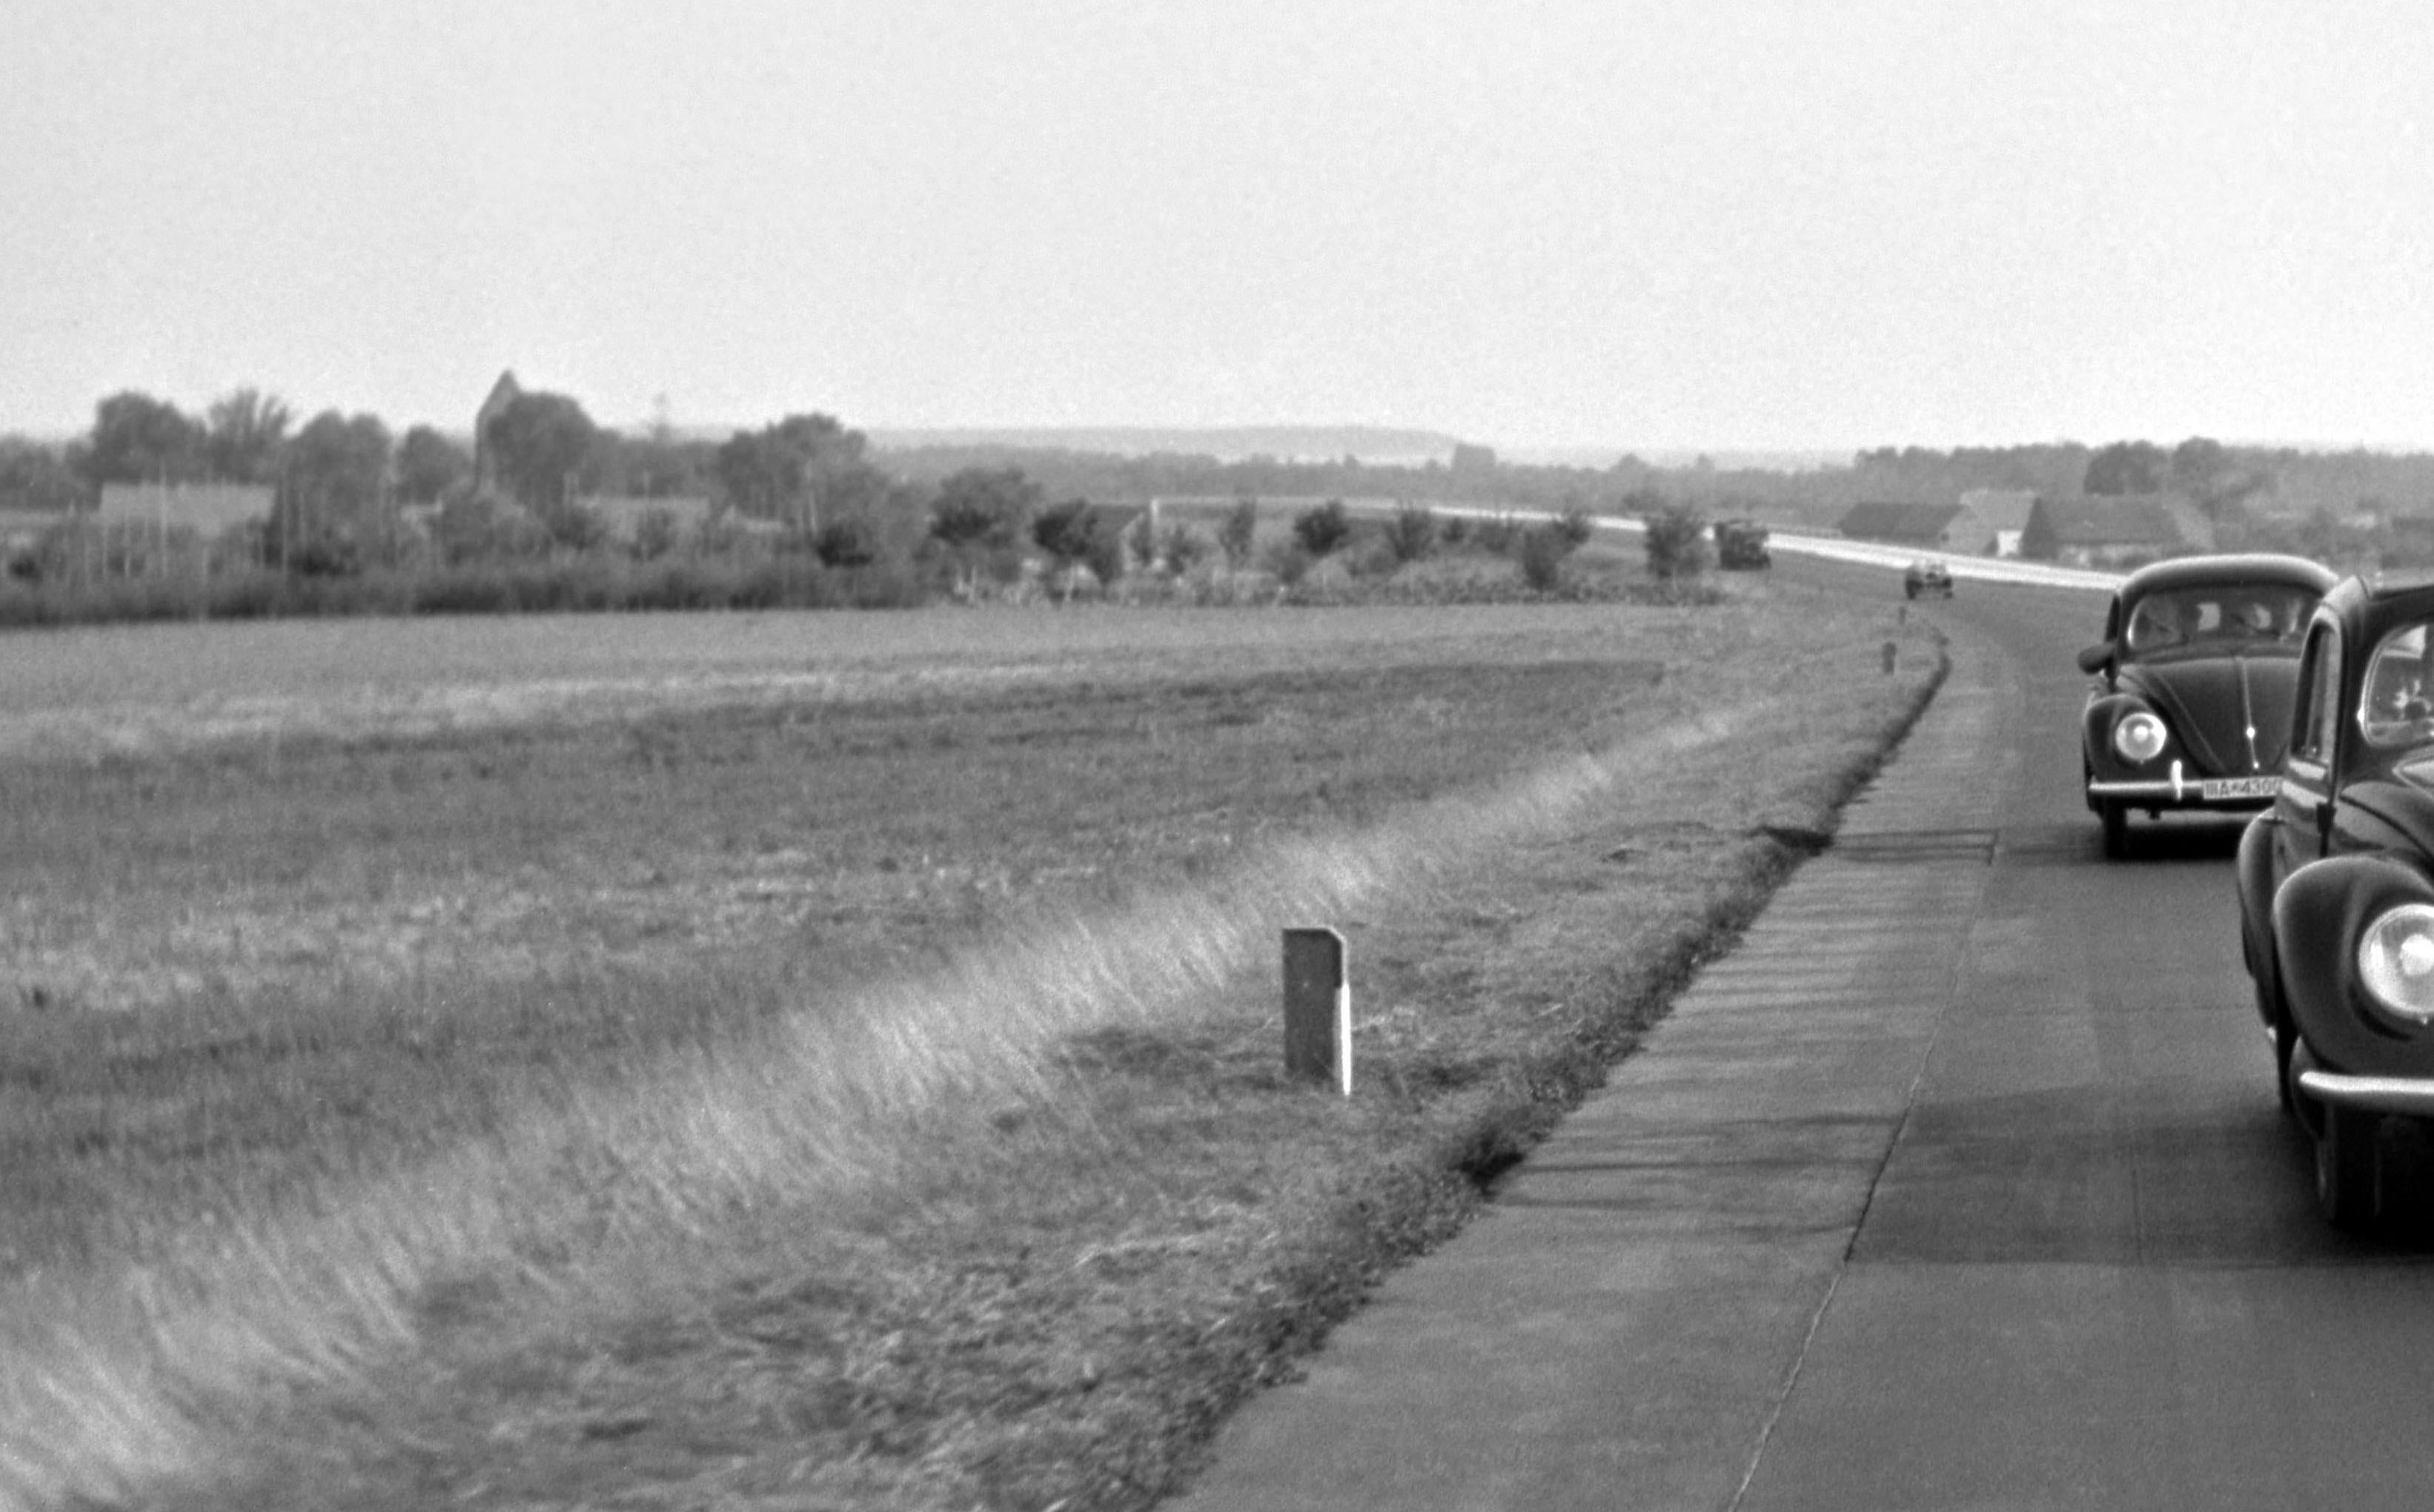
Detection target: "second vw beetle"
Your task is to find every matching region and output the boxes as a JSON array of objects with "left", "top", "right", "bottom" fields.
[{"left": 2078, "top": 554, "right": 2335, "bottom": 858}]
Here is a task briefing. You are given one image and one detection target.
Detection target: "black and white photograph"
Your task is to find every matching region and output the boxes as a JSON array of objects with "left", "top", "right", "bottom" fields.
[{"left": 4, "top": 3, "right": 2433, "bottom": 1507}]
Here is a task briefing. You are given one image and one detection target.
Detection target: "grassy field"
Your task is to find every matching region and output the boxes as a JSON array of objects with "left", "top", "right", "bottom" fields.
[{"left": 0, "top": 580, "right": 1943, "bottom": 1509}]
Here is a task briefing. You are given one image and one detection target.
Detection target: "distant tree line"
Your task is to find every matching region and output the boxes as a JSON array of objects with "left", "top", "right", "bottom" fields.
[
  {"left": 15, "top": 377, "right": 2434, "bottom": 617},
  {"left": 877, "top": 435, "right": 2434, "bottom": 534}
]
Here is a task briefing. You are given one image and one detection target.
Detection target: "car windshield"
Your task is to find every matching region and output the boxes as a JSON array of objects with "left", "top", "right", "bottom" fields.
[
  {"left": 2362, "top": 620, "right": 2434, "bottom": 748},
  {"left": 2120, "top": 585, "right": 2313, "bottom": 660}
]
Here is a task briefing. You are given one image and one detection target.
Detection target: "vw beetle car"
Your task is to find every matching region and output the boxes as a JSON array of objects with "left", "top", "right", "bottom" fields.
[
  {"left": 1903, "top": 559, "right": 1953, "bottom": 599},
  {"left": 2078, "top": 554, "right": 2335, "bottom": 858},
  {"left": 2241, "top": 571, "right": 2434, "bottom": 1227}
]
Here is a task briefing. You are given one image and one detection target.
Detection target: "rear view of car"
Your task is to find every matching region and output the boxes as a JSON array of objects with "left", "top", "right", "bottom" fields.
[
  {"left": 1903, "top": 560, "right": 1952, "bottom": 599},
  {"left": 1717, "top": 520, "right": 1771, "bottom": 569},
  {"left": 2078, "top": 554, "right": 2336, "bottom": 858}
]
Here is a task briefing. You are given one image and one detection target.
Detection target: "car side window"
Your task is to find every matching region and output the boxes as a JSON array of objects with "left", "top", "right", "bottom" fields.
[
  {"left": 2290, "top": 622, "right": 2342, "bottom": 771},
  {"left": 2361, "top": 620, "right": 2434, "bottom": 748}
]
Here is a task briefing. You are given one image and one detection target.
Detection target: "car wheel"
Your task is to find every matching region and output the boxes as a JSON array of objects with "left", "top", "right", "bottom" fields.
[
  {"left": 2100, "top": 800, "right": 2129, "bottom": 859},
  {"left": 2317, "top": 1105, "right": 2382, "bottom": 1231}
]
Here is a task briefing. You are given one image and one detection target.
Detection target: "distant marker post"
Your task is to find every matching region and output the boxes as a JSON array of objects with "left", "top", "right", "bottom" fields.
[{"left": 1282, "top": 926, "right": 1351, "bottom": 1095}]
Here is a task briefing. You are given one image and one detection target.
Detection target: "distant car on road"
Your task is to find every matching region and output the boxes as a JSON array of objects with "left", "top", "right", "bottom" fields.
[
  {"left": 1715, "top": 520, "right": 1771, "bottom": 569},
  {"left": 1903, "top": 560, "right": 1953, "bottom": 599},
  {"left": 2079, "top": 554, "right": 2335, "bottom": 858},
  {"left": 2237, "top": 569, "right": 2434, "bottom": 1226}
]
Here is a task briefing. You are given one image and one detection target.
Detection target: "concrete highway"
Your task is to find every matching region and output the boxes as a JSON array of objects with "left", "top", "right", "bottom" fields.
[{"left": 1171, "top": 556, "right": 2434, "bottom": 1511}]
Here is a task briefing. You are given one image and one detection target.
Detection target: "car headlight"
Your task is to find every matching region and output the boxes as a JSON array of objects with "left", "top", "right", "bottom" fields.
[
  {"left": 2358, "top": 903, "right": 2434, "bottom": 1023},
  {"left": 2112, "top": 711, "right": 2167, "bottom": 763}
]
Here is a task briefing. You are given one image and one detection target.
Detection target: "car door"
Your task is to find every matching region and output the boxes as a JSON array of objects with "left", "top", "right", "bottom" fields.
[{"left": 2272, "top": 614, "right": 2343, "bottom": 881}]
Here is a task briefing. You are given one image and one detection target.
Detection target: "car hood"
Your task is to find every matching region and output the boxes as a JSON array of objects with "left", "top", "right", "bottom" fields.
[{"left": 2118, "top": 654, "right": 2301, "bottom": 775}]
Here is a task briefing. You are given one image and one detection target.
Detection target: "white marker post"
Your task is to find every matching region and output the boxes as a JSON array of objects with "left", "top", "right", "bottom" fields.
[{"left": 1282, "top": 926, "right": 1352, "bottom": 1095}]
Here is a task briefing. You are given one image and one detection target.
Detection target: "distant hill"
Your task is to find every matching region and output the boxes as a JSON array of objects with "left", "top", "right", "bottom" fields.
[{"left": 866, "top": 425, "right": 1463, "bottom": 465}]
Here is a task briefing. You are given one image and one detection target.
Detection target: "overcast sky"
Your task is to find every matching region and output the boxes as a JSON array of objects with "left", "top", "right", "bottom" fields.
[{"left": 6, "top": 1, "right": 2429, "bottom": 454}]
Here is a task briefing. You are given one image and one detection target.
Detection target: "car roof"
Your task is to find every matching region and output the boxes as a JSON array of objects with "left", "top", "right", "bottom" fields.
[
  {"left": 2115, "top": 553, "right": 2337, "bottom": 598},
  {"left": 2319, "top": 572, "right": 2434, "bottom": 638}
]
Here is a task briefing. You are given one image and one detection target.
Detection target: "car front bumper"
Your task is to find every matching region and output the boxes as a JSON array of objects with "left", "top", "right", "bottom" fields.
[
  {"left": 2086, "top": 759, "right": 2280, "bottom": 808},
  {"left": 2296, "top": 1069, "right": 2434, "bottom": 1118}
]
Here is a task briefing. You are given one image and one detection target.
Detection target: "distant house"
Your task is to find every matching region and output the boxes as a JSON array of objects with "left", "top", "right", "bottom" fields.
[
  {"left": 96, "top": 483, "right": 273, "bottom": 538},
  {"left": 1837, "top": 501, "right": 1992, "bottom": 555},
  {"left": 1958, "top": 488, "right": 2037, "bottom": 557},
  {"left": 2019, "top": 496, "right": 2186, "bottom": 568},
  {"left": 579, "top": 494, "right": 716, "bottom": 545}
]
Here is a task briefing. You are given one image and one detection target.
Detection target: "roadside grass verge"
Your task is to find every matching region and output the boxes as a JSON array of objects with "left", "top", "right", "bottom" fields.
[{"left": 0, "top": 584, "right": 1943, "bottom": 1510}]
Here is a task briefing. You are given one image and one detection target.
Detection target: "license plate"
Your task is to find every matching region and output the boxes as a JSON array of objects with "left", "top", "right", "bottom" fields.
[{"left": 2201, "top": 776, "right": 2281, "bottom": 800}]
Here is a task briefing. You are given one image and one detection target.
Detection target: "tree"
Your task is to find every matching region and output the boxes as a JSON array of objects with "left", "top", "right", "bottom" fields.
[
  {"left": 2170, "top": 437, "right": 2229, "bottom": 494},
  {"left": 1386, "top": 503, "right": 1438, "bottom": 563},
  {"left": 396, "top": 425, "right": 471, "bottom": 504},
  {"left": 485, "top": 391, "right": 600, "bottom": 511},
  {"left": 1293, "top": 499, "right": 1352, "bottom": 556},
  {"left": 1218, "top": 496, "right": 1259, "bottom": 566},
  {"left": 812, "top": 517, "right": 878, "bottom": 568},
  {"left": 84, "top": 391, "right": 205, "bottom": 485},
  {"left": 929, "top": 467, "right": 1040, "bottom": 595},
  {"left": 432, "top": 491, "right": 550, "bottom": 565},
  {"left": 715, "top": 412, "right": 874, "bottom": 530},
  {"left": 1639, "top": 496, "right": 1709, "bottom": 583},
  {"left": 203, "top": 388, "right": 293, "bottom": 483},
  {"left": 273, "top": 410, "right": 392, "bottom": 574},
  {"left": 1159, "top": 521, "right": 1211, "bottom": 573},
  {"left": 0, "top": 440, "right": 89, "bottom": 513},
  {"left": 2085, "top": 440, "right": 2166, "bottom": 496},
  {"left": 1032, "top": 499, "right": 1103, "bottom": 601}
]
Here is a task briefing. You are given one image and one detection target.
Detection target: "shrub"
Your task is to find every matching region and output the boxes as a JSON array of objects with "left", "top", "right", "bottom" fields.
[
  {"left": 1555, "top": 507, "right": 1595, "bottom": 550},
  {"left": 1218, "top": 497, "right": 1259, "bottom": 566},
  {"left": 1084, "top": 526, "right": 1127, "bottom": 588},
  {"left": 631, "top": 509, "right": 681, "bottom": 562},
  {"left": 1642, "top": 504, "right": 1711, "bottom": 582},
  {"left": 1474, "top": 514, "right": 1520, "bottom": 554},
  {"left": 1158, "top": 523, "right": 1210, "bottom": 574},
  {"left": 1440, "top": 512, "right": 1471, "bottom": 546},
  {"left": 1517, "top": 525, "right": 1571, "bottom": 591},
  {"left": 1342, "top": 534, "right": 1403, "bottom": 580},
  {"left": 1261, "top": 538, "right": 1314, "bottom": 586},
  {"left": 812, "top": 518, "right": 878, "bottom": 569},
  {"left": 1385, "top": 504, "right": 1438, "bottom": 564},
  {"left": 1293, "top": 500, "right": 1353, "bottom": 557}
]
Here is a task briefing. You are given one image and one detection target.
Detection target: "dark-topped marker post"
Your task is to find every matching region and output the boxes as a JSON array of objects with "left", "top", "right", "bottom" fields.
[{"left": 1282, "top": 926, "right": 1351, "bottom": 1095}]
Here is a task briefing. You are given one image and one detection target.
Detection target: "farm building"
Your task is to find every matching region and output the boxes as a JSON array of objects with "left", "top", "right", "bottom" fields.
[
  {"left": 1837, "top": 501, "right": 1992, "bottom": 555},
  {"left": 96, "top": 483, "right": 273, "bottom": 537},
  {"left": 1957, "top": 489, "right": 2037, "bottom": 557},
  {"left": 2019, "top": 497, "right": 2188, "bottom": 567}
]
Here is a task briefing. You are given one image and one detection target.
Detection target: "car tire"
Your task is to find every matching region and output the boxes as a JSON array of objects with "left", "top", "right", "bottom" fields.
[
  {"left": 2100, "top": 800, "right": 2129, "bottom": 859},
  {"left": 2317, "top": 1106, "right": 2382, "bottom": 1231}
]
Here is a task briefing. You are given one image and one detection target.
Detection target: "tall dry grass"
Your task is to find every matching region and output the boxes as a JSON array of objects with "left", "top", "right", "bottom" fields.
[{"left": 0, "top": 706, "right": 1756, "bottom": 1508}]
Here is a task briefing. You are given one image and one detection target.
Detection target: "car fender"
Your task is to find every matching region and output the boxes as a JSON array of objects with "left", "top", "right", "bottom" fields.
[
  {"left": 2271, "top": 853, "right": 2434, "bottom": 1075},
  {"left": 2083, "top": 691, "right": 2163, "bottom": 775},
  {"left": 2236, "top": 812, "right": 2285, "bottom": 1023}
]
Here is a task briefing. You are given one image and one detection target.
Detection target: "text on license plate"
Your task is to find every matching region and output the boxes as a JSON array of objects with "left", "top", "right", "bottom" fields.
[{"left": 2201, "top": 776, "right": 2281, "bottom": 800}]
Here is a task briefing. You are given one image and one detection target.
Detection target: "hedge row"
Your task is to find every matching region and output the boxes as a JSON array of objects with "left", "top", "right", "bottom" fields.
[{"left": 0, "top": 555, "right": 932, "bottom": 629}]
